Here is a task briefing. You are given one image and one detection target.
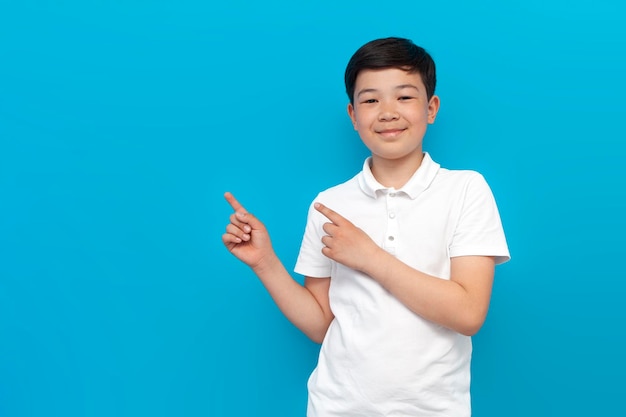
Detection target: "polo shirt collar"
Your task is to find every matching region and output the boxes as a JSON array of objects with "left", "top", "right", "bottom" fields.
[{"left": 357, "top": 152, "right": 441, "bottom": 200}]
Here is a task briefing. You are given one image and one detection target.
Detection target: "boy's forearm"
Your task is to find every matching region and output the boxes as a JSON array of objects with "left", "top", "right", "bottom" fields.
[
  {"left": 362, "top": 250, "right": 491, "bottom": 336},
  {"left": 252, "top": 254, "right": 332, "bottom": 343}
]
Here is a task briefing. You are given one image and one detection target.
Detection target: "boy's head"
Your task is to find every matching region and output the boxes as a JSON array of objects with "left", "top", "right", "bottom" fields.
[{"left": 344, "top": 37, "right": 436, "bottom": 105}]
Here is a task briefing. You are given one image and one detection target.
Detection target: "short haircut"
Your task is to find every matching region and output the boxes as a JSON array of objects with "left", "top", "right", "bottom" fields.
[{"left": 344, "top": 37, "right": 437, "bottom": 104}]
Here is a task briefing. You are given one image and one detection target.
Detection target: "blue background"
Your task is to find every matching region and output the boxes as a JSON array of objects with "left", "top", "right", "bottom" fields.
[{"left": 1, "top": 1, "right": 624, "bottom": 416}]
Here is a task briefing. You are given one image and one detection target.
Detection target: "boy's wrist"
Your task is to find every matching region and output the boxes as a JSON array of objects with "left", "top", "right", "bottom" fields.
[
  {"left": 360, "top": 245, "right": 388, "bottom": 276},
  {"left": 362, "top": 248, "right": 395, "bottom": 287},
  {"left": 251, "top": 252, "right": 281, "bottom": 277}
]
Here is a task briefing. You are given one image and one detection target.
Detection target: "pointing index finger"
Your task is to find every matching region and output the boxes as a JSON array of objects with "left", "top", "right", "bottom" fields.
[
  {"left": 314, "top": 202, "right": 345, "bottom": 225},
  {"left": 224, "top": 192, "right": 248, "bottom": 213}
]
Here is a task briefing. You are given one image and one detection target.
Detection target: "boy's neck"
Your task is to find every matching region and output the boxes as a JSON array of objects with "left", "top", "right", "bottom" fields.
[{"left": 370, "top": 152, "right": 425, "bottom": 189}]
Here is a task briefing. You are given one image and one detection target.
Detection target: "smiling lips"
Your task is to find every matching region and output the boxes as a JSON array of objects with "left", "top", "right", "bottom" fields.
[{"left": 376, "top": 128, "right": 406, "bottom": 138}]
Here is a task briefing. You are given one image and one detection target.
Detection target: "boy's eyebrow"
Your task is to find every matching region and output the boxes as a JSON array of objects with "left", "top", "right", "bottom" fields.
[
  {"left": 395, "top": 84, "right": 421, "bottom": 92},
  {"left": 356, "top": 84, "right": 421, "bottom": 97},
  {"left": 356, "top": 88, "right": 378, "bottom": 98}
]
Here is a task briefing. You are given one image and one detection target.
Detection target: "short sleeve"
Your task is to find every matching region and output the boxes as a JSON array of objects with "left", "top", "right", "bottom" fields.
[
  {"left": 294, "top": 195, "right": 333, "bottom": 278},
  {"left": 449, "top": 173, "right": 510, "bottom": 264}
]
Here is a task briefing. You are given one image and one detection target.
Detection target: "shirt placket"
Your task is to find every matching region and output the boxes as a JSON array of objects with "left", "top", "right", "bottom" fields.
[{"left": 384, "top": 191, "right": 398, "bottom": 255}]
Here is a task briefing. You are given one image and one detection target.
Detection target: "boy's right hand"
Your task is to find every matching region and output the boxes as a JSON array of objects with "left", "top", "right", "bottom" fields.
[{"left": 222, "top": 192, "right": 275, "bottom": 271}]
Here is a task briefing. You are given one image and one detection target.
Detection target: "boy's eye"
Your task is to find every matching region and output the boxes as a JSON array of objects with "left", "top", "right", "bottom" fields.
[
  {"left": 399, "top": 96, "right": 414, "bottom": 101},
  {"left": 362, "top": 99, "right": 378, "bottom": 104}
]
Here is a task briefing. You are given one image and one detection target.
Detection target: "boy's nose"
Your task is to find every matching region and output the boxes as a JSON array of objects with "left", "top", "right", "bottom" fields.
[
  {"left": 378, "top": 109, "right": 399, "bottom": 121},
  {"left": 378, "top": 100, "right": 399, "bottom": 121}
]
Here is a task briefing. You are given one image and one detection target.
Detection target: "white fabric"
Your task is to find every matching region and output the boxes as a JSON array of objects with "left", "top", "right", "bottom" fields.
[{"left": 294, "top": 153, "right": 510, "bottom": 417}]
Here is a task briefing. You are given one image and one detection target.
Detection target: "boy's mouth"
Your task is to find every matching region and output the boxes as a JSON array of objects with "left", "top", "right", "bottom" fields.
[{"left": 377, "top": 128, "right": 406, "bottom": 138}]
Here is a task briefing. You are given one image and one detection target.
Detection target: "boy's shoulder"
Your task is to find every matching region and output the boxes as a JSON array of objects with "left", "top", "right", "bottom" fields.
[
  {"left": 316, "top": 172, "right": 362, "bottom": 200},
  {"left": 431, "top": 167, "right": 492, "bottom": 199},
  {"left": 436, "top": 166, "right": 486, "bottom": 183}
]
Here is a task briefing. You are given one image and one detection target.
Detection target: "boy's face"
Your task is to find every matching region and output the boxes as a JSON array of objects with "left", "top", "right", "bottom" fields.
[{"left": 348, "top": 68, "right": 439, "bottom": 165}]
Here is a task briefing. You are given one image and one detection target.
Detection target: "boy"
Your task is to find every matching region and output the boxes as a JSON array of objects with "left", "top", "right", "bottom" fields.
[{"left": 222, "top": 37, "right": 509, "bottom": 416}]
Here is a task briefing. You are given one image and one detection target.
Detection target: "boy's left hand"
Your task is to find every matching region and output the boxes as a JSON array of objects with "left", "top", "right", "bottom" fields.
[{"left": 315, "top": 202, "right": 381, "bottom": 272}]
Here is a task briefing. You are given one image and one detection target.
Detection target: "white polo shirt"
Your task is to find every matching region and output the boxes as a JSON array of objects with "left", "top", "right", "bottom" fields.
[{"left": 295, "top": 153, "right": 510, "bottom": 417}]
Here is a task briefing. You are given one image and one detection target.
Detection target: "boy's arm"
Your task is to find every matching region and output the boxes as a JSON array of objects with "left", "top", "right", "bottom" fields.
[
  {"left": 222, "top": 193, "right": 333, "bottom": 343},
  {"left": 314, "top": 202, "right": 494, "bottom": 336}
]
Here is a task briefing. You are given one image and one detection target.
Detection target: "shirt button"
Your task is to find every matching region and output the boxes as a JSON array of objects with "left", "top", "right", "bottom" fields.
[
  {"left": 389, "top": 213, "right": 396, "bottom": 219},
  {"left": 389, "top": 192, "right": 396, "bottom": 197},
  {"left": 388, "top": 236, "right": 395, "bottom": 241}
]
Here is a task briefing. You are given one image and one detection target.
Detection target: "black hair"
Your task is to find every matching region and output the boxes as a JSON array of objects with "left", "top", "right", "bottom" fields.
[{"left": 344, "top": 37, "right": 436, "bottom": 104}]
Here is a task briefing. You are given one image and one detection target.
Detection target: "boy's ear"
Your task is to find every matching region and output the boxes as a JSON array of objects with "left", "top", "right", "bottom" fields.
[
  {"left": 347, "top": 103, "right": 358, "bottom": 130},
  {"left": 428, "top": 95, "right": 441, "bottom": 124}
]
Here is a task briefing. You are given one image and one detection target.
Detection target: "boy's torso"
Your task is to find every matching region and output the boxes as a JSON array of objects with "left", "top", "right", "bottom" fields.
[{"left": 301, "top": 156, "right": 486, "bottom": 417}]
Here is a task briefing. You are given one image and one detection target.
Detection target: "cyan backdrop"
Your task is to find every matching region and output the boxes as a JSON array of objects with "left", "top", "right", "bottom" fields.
[{"left": 1, "top": 1, "right": 624, "bottom": 416}]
